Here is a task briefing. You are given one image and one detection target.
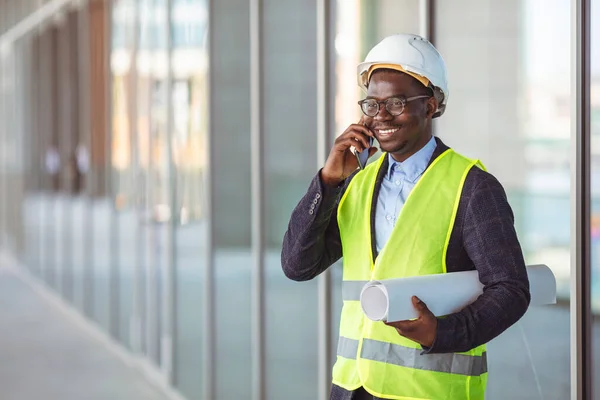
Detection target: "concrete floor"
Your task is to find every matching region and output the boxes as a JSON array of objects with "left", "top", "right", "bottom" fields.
[
  {"left": 0, "top": 257, "right": 581, "bottom": 400},
  {"left": 0, "top": 265, "right": 175, "bottom": 400},
  {"left": 4, "top": 218, "right": 600, "bottom": 400}
]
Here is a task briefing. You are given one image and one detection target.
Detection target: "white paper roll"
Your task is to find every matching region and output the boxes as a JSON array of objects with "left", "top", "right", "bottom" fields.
[{"left": 360, "top": 264, "right": 556, "bottom": 322}]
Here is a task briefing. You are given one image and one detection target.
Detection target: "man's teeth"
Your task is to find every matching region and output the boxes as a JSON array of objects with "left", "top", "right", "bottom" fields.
[{"left": 378, "top": 128, "right": 399, "bottom": 134}]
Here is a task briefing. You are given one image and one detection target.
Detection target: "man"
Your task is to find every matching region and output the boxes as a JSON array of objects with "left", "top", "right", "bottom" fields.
[{"left": 281, "top": 33, "right": 530, "bottom": 400}]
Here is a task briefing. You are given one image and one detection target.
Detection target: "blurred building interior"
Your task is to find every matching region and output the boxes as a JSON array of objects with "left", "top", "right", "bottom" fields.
[{"left": 0, "top": 0, "right": 599, "bottom": 399}]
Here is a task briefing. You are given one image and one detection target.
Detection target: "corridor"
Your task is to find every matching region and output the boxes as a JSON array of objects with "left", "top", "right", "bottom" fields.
[{"left": 0, "top": 253, "right": 179, "bottom": 400}]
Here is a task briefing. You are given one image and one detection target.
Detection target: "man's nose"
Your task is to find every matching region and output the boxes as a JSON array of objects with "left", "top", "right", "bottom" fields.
[{"left": 374, "top": 105, "right": 393, "bottom": 120}]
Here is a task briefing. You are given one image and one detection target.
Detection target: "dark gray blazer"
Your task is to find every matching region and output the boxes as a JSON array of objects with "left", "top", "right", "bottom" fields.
[{"left": 281, "top": 137, "right": 531, "bottom": 400}]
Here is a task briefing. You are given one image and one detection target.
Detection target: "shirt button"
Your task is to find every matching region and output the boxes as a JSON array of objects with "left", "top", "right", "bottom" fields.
[
  {"left": 386, "top": 215, "right": 392, "bottom": 221},
  {"left": 395, "top": 180, "right": 401, "bottom": 185},
  {"left": 315, "top": 193, "right": 321, "bottom": 199},
  {"left": 313, "top": 198, "right": 318, "bottom": 204},
  {"left": 309, "top": 209, "right": 314, "bottom": 215}
]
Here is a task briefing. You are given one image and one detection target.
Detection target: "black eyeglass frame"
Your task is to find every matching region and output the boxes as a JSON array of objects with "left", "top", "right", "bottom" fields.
[{"left": 357, "top": 95, "right": 431, "bottom": 117}]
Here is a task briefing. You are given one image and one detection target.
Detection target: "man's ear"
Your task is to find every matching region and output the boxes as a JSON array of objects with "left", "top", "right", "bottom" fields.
[{"left": 426, "top": 97, "right": 438, "bottom": 119}]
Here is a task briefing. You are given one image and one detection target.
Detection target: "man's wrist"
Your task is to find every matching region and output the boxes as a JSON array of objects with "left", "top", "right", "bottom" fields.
[
  {"left": 421, "top": 317, "right": 449, "bottom": 354},
  {"left": 319, "top": 170, "right": 344, "bottom": 187}
]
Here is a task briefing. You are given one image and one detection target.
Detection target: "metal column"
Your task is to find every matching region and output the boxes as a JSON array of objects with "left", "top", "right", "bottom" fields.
[
  {"left": 419, "top": 2, "right": 594, "bottom": 398},
  {"left": 56, "top": 10, "right": 70, "bottom": 299},
  {"left": 129, "top": 0, "right": 144, "bottom": 358},
  {"left": 571, "top": 0, "right": 592, "bottom": 399},
  {"left": 203, "top": 0, "right": 216, "bottom": 397},
  {"left": 103, "top": 0, "right": 120, "bottom": 341},
  {"left": 77, "top": 0, "right": 94, "bottom": 318},
  {"left": 419, "top": 0, "right": 435, "bottom": 43},
  {"left": 0, "top": 7, "right": 6, "bottom": 250},
  {"left": 162, "top": 0, "right": 177, "bottom": 384},
  {"left": 250, "top": 0, "right": 265, "bottom": 398},
  {"left": 0, "top": 44, "right": 5, "bottom": 253},
  {"left": 317, "top": 0, "right": 333, "bottom": 398}
]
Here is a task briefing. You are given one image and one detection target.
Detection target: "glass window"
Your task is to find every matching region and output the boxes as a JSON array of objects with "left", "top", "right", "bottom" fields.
[
  {"left": 0, "top": 36, "right": 14, "bottom": 259},
  {"left": 435, "top": 1, "right": 570, "bottom": 398},
  {"left": 135, "top": 0, "right": 155, "bottom": 358},
  {"left": 172, "top": 0, "right": 210, "bottom": 397},
  {"left": 111, "top": 0, "right": 138, "bottom": 349},
  {"left": 136, "top": 0, "right": 172, "bottom": 366},
  {"left": 54, "top": 11, "right": 81, "bottom": 303},
  {"left": 23, "top": 34, "right": 44, "bottom": 280},
  {"left": 89, "top": 0, "right": 114, "bottom": 333},
  {"left": 263, "top": 1, "right": 320, "bottom": 398},
  {"left": 211, "top": 0, "right": 252, "bottom": 398},
  {"left": 0, "top": 0, "right": 35, "bottom": 266},
  {"left": 591, "top": 0, "right": 600, "bottom": 396},
  {"left": 37, "top": 27, "right": 61, "bottom": 291},
  {"left": 73, "top": 4, "right": 94, "bottom": 316}
]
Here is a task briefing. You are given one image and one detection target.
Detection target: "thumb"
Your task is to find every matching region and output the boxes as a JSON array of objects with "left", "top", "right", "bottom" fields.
[{"left": 412, "top": 296, "right": 430, "bottom": 314}]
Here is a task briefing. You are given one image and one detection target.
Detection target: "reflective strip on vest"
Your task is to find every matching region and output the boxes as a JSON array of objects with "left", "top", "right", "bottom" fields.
[
  {"left": 337, "top": 337, "right": 487, "bottom": 376},
  {"left": 337, "top": 336, "right": 359, "bottom": 359},
  {"left": 342, "top": 280, "right": 369, "bottom": 301}
]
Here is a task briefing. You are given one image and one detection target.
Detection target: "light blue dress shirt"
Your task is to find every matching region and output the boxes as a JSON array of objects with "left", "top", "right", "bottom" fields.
[{"left": 375, "top": 136, "right": 437, "bottom": 253}]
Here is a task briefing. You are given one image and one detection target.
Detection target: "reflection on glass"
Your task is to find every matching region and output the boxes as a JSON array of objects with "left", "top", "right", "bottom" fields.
[
  {"left": 87, "top": 0, "right": 114, "bottom": 335},
  {"left": 111, "top": 0, "right": 137, "bottom": 350},
  {"left": 136, "top": 0, "right": 173, "bottom": 366},
  {"left": 591, "top": 0, "right": 600, "bottom": 395},
  {"left": 263, "top": 1, "right": 320, "bottom": 398},
  {"left": 136, "top": 0, "right": 153, "bottom": 357},
  {"left": 53, "top": 194, "right": 67, "bottom": 297},
  {"left": 172, "top": 0, "right": 209, "bottom": 397},
  {"left": 71, "top": 194, "right": 89, "bottom": 313},
  {"left": 436, "top": 1, "right": 570, "bottom": 398},
  {"left": 44, "top": 28, "right": 60, "bottom": 292},
  {"left": 92, "top": 197, "right": 113, "bottom": 331},
  {"left": 210, "top": 0, "right": 252, "bottom": 397},
  {"left": 23, "top": 35, "right": 43, "bottom": 280}
]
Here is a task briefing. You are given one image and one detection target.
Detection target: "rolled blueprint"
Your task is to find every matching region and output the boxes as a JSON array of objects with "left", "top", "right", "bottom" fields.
[{"left": 360, "top": 264, "right": 556, "bottom": 322}]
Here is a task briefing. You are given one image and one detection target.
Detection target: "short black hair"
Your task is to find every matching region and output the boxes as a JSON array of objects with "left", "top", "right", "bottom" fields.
[{"left": 369, "top": 68, "right": 433, "bottom": 96}]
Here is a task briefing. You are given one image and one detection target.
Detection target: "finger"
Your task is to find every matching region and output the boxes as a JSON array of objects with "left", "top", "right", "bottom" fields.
[
  {"left": 344, "top": 123, "right": 375, "bottom": 138},
  {"left": 384, "top": 319, "right": 413, "bottom": 331},
  {"left": 338, "top": 132, "right": 370, "bottom": 151},
  {"left": 337, "top": 127, "right": 370, "bottom": 144},
  {"left": 389, "top": 322, "right": 418, "bottom": 337},
  {"left": 412, "top": 296, "right": 432, "bottom": 317},
  {"left": 384, "top": 320, "right": 402, "bottom": 333},
  {"left": 333, "top": 136, "right": 362, "bottom": 153},
  {"left": 348, "top": 130, "right": 372, "bottom": 149},
  {"left": 336, "top": 138, "right": 365, "bottom": 154},
  {"left": 356, "top": 124, "right": 375, "bottom": 138}
]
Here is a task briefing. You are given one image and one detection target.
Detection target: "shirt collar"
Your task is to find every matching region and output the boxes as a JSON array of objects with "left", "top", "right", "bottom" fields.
[{"left": 386, "top": 136, "right": 437, "bottom": 182}]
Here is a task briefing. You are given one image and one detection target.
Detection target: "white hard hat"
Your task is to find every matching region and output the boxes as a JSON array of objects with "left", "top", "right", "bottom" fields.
[{"left": 357, "top": 33, "right": 449, "bottom": 118}]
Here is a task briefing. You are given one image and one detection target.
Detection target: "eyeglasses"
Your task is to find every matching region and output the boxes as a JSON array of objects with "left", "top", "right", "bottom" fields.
[{"left": 358, "top": 95, "right": 430, "bottom": 117}]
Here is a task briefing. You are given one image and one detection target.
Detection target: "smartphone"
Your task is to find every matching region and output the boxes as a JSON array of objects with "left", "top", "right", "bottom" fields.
[{"left": 355, "top": 136, "right": 374, "bottom": 170}]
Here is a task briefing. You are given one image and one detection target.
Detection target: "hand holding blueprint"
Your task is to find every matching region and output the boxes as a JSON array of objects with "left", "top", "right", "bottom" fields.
[{"left": 360, "top": 264, "right": 556, "bottom": 322}]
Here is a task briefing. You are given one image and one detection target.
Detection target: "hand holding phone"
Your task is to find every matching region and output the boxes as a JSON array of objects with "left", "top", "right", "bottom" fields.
[
  {"left": 355, "top": 135, "right": 374, "bottom": 170},
  {"left": 321, "top": 117, "right": 377, "bottom": 186}
]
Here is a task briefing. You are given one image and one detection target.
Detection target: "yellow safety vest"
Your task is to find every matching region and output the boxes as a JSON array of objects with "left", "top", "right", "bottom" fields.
[{"left": 332, "top": 149, "right": 488, "bottom": 400}]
